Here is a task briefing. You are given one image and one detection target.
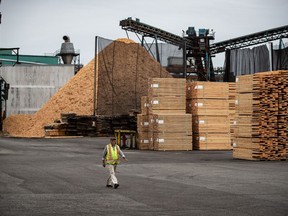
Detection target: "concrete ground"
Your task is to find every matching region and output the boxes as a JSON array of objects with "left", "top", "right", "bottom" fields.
[{"left": 0, "top": 137, "right": 287, "bottom": 216}]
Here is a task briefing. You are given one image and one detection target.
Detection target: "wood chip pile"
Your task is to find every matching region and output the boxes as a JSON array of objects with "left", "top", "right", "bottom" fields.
[
  {"left": 3, "top": 39, "right": 171, "bottom": 137},
  {"left": 96, "top": 39, "right": 171, "bottom": 115},
  {"left": 186, "top": 81, "right": 234, "bottom": 150},
  {"left": 137, "top": 78, "right": 192, "bottom": 151},
  {"left": 233, "top": 70, "right": 288, "bottom": 160}
]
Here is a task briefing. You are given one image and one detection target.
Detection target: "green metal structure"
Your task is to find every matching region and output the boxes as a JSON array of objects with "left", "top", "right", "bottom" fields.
[{"left": 0, "top": 48, "right": 58, "bottom": 65}]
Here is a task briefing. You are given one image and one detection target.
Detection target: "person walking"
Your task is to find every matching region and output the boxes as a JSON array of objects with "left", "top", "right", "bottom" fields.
[{"left": 102, "top": 137, "right": 128, "bottom": 189}]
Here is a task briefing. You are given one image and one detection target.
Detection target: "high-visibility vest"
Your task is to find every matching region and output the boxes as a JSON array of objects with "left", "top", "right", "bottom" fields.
[{"left": 105, "top": 144, "right": 120, "bottom": 165}]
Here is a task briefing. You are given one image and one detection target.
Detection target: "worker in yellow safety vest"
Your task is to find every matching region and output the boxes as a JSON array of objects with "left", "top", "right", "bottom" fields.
[{"left": 102, "top": 137, "right": 128, "bottom": 189}]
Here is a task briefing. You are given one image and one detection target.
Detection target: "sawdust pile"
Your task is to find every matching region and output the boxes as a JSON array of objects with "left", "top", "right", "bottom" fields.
[
  {"left": 97, "top": 38, "right": 171, "bottom": 115},
  {"left": 4, "top": 39, "right": 172, "bottom": 137}
]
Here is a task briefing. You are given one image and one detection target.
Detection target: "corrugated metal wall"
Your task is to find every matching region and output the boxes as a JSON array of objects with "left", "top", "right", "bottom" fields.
[{"left": 0, "top": 65, "right": 74, "bottom": 116}]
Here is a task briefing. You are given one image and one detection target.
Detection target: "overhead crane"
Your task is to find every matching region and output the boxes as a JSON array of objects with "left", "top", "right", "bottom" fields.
[{"left": 120, "top": 17, "right": 288, "bottom": 81}]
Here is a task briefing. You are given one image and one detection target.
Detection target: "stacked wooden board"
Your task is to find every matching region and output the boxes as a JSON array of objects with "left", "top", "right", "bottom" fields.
[
  {"left": 186, "top": 81, "right": 233, "bottom": 150},
  {"left": 44, "top": 113, "right": 97, "bottom": 137},
  {"left": 45, "top": 113, "right": 136, "bottom": 137},
  {"left": 228, "top": 83, "right": 236, "bottom": 144},
  {"left": 137, "top": 78, "right": 192, "bottom": 151},
  {"left": 233, "top": 70, "right": 288, "bottom": 160}
]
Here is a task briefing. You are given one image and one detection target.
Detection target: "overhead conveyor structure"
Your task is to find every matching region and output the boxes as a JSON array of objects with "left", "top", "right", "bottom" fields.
[
  {"left": 120, "top": 17, "right": 288, "bottom": 81},
  {"left": 210, "top": 25, "right": 288, "bottom": 54},
  {"left": 120, "top": 18, "right": 215, "bottom": 81},
  {"left": 120, "top": 18, "right": 192, "bottom": 48}
]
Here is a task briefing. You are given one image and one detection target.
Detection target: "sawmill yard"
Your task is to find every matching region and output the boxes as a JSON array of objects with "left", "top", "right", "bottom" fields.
[
  {"left": 0, "top": 137, "right": 287, "bottom": 216},
  {"left": 1, "top": 22, "right": 287, "bottom": 216}
]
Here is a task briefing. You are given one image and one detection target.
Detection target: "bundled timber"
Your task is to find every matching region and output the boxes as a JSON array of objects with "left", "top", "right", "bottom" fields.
[
  {"left": 189, "top": 99, "right": 230, "bottom": 116},
  {"left": 186, "top": 81, "right": 233, "bottom": 150},
  {"left": 229, "top": 83, "right": 236, "bottom": 143},
  {"left": 192, "top": 115, "right": 229, "bottom": 133},
  {"left": 45, "top": 114, "right": 136, "bottom": 137},
  {"left": 137, "top": 132, "right": 150, "bottom": 150},
  {"left": 148, "top": 78, "right": 186, "bottom": 97},
  {"left": 137, "top": 78, "right": 192, "bottom": 151},
  {"left": 152, "top": 114, "right": 192, "bottom": 134},
  {"left": 150, "top": 114, "right": 192, "bottom": 151},
  {"left": 148, "top": 96, "right": 186, "bottom": 114},
  {"left": 140, "top": 96, "right": 149, "bottom": 115},
  {"left": 193, "top": 133, "right": 231, "bottom": 150},
  {"left": 137, "top": 114, "right": 150, "bottom": 132},
  {"left": 233, "top": 70, "right": 288, "bottom": 161},
  {"left": 187, "top": 81, "right": 230, "bottom": 99},
  {"left": 44, "top": 113, "right": 97, "bottom": 137},
  {"left": 153, "top": 132, "right": 192, "bottom": 151}
]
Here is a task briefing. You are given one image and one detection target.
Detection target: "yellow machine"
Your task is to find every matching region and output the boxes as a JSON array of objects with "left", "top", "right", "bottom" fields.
[{"left": 114, "top": 129, "right": 136, "bottom": 149}]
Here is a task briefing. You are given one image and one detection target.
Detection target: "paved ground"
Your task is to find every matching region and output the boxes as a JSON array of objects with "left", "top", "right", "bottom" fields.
[{"left": 0, "top": 137, "right": 287, "bottom": 216}]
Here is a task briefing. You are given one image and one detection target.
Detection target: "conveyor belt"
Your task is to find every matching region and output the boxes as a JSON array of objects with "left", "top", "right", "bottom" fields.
[
  {"left": 120, "top": 18, "right": 191, "bottom": 48},
  {"left": 210, "top": 25, "right": 288, "bottom": 54},
  {"left": 120, "top": 18, "right": 288, "bottom": 54}
]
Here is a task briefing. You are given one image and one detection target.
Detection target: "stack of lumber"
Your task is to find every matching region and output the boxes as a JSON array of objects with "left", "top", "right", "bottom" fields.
[
  {"left": 148, "top": 78, "right": 186, "bottom": 114},
  {"left": 229, "top": 83, "right": 236, "bottom": 143},
  {"left": 95, "top": 115, "right": 137, "bottom": 136},
  {"left": 187, "top": 81, "right": 232, "bottom": 150},
  {"left": 233, "top": 70, "right": 288, "bottom": 160},
  {"left": 44, "top": 113, "right": 97, "bottom": 137},
  {"left": 45, "top": 114, "right": 136, "bottom": 137},
  {"left": 150, "top": 114, "right": 192, "bottom": 151},
  {"left": 137, "top": 113, "right": 150, "bottom": 150},
  {"left": 137, "top": 78, "right": 192, "bottom": 151}
]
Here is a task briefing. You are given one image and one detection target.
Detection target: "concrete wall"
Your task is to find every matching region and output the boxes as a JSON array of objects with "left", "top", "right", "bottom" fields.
[{"left": 0, "top": 65, "right": 74, "bottom": 117}]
